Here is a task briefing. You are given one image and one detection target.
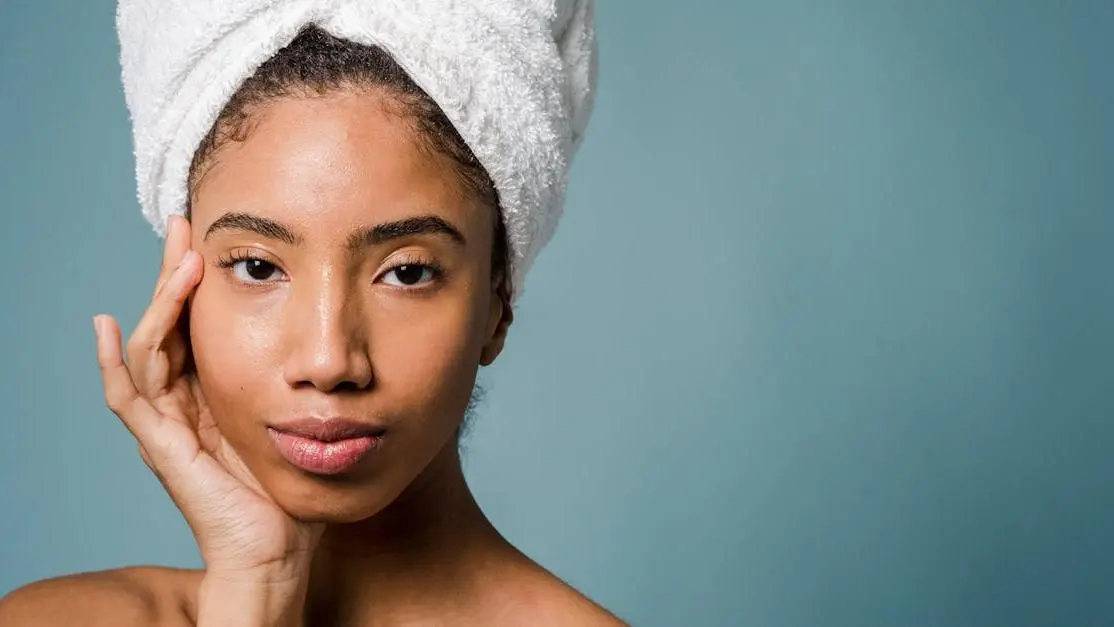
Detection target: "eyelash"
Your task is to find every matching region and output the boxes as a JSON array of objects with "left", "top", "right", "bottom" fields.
[
  {"left": 215, "top": 250, "right": 285, "bottom": 283},
  {"left": 382, "top": 255, "right": 446, "bottom": 289},
  {"left": 214, "top": 250, "right": 446, "bottom": 289}
]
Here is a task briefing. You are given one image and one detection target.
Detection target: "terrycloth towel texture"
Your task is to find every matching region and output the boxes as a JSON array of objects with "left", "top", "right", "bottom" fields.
[{"left": 117, "top": 0, "right": 597, "bottom": 302}]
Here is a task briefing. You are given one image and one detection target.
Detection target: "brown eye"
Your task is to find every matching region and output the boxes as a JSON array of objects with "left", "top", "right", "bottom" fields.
[
  {"left": 228, "top": 258, "right": 285, "bottom": 282},
  {"left": 382, "top": 264, "right": 436, "bottom": 287},
  {"left": 249, "top": 260, "right": 276, "bottom": 280}
]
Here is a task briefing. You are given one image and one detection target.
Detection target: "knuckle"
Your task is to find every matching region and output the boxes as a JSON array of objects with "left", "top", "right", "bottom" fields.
[
  {"left": 124, "top": 335, "right": 142, "bottom": 356},
  {"left": 125, "top": 333, "right": 148, "bottom": 352},
  {"left": 104, "top": 390, "right": 126, "bottom": 415},
  {"left": 127, "top": 334, "right": 161, "bottom": 358}
]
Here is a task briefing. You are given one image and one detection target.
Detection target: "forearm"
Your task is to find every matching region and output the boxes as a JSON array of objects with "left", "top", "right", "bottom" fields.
[{"left": 196, "top": 569, "right": 310, "bottom": 627}]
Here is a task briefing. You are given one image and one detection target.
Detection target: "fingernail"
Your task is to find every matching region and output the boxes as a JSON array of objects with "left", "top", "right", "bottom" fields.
[{"left": 92, "top": 315, "right": 104, "bottom": 337}]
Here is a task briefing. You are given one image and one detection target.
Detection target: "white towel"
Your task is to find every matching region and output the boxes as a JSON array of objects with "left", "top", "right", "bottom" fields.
[{"left": 116, "top": 0, "right": 597, "bottom": 302}]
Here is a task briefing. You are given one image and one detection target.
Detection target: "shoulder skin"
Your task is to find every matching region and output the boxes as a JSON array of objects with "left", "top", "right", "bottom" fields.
[{"left": 0, "top": 566, "right": 198, "bottom": 627}]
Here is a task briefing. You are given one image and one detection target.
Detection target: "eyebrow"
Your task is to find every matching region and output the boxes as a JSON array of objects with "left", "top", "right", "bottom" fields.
[
  {"left": 203, "top": 212, "right": 467, "bottom": 250},
  {"left": 346, "top": 215, "right": 466, "bottom": 251},
  {"left": 204, "top": 212, "right": 301, "bottom": 245}
]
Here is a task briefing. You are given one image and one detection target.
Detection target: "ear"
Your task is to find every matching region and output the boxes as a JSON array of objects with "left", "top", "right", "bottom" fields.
[{"left": 479, "top": 279, "right": 514, "bottom": 366}]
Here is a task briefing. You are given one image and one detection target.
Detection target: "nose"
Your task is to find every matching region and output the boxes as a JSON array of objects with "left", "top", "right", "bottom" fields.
[{"left": 282, "top": 275, "right": 373, "bottom": 392}]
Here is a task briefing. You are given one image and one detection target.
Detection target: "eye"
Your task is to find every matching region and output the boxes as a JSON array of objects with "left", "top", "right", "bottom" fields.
[
  {"left": 234, "top": 258, "right": 284, "bottom": 282},
  {"left": 380, "top": 262, "right": 440, "bottom": 288},
  {"left": 217, "top": 252, "right": 287, "bottom": 283}
]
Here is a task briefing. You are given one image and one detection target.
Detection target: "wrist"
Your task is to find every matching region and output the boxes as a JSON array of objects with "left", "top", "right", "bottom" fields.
[{"left": 198, "top": 567, "right": 310, "bottom": 627}]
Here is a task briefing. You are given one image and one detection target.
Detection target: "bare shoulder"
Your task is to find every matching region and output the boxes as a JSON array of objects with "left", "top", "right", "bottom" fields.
[
  {"left": 487, "top": 560, "right": 628, "bottom": 626},
  {"left": 0, "top": 566, "right": 201, "bottom": 627},
  {"left": 524, "top": 577, "right": 629, "bottom": 626}
]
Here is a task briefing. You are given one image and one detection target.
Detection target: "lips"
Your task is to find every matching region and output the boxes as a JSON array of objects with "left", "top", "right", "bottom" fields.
[
  {"left": 270, "top": 418, "right": 386, "bottom": 442},
  {"left": 267, "top": 418, "right": 385, "bottom": 475}
]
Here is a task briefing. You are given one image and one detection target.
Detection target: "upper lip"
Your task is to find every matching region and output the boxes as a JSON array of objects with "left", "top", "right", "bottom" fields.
[{"left": 269, "top": 418, "right": 387, "bottom": 442}]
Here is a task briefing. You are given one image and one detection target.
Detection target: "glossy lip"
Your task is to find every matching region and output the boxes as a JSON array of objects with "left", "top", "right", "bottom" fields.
[
  {"left": 266, "top": 418, "right": 386, "bottom": 475},
  {"left": 269, "top": 417, "right": 387, "bottom": 442}
]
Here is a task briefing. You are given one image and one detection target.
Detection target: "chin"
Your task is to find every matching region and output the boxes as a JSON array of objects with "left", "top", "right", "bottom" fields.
[{"left": 266, "top": 471, "right": 404, "bottom": 524}]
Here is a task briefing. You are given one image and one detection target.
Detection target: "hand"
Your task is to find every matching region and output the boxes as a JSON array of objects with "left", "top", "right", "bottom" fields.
[{"left": 93, "top": 214, "right": 324, "bottom": 580}]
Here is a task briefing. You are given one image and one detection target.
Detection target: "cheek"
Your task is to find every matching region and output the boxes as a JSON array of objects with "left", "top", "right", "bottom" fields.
[
  {"left": 370, "top": 294, "right": 486, "bottom": 415},
  {"left": 187, "top": 283, "right": 281, "bottom": 421}
]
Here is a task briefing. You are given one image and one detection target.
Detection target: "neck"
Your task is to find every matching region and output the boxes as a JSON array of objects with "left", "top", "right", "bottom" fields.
[{"left": 302, "top": 439, "right": 515, "bottom": 624}]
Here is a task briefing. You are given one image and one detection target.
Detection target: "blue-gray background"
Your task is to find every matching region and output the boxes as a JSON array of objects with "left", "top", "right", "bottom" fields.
[{"left": 1, "top": 2, "right": 1111, "bottom": 625}]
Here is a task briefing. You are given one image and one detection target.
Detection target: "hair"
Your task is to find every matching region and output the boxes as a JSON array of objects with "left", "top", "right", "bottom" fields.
[
  {"left": 185, "top": 23, "right": 512, "bottom": 302},
  {"left": 184, "top": 23, "right": 510, "bottom": 442}
]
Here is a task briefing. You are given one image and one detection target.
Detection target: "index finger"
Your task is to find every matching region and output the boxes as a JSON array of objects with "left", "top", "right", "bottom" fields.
[{"left": 155, "top": 214, "right": 192, "bottom": 296}]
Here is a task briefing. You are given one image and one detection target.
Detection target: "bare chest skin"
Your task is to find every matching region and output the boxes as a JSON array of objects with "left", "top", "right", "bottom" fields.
[
  {"left": 157, "top": 566, "right": 625, "bottom": 627},
  {"left": 0, "top": 561, "right": 627, "bottom": 626}
]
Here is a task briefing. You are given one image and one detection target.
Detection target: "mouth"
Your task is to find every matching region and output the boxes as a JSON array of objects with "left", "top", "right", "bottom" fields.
[{"left": 267, "top": 418, "right": 386, "bottom": 475}]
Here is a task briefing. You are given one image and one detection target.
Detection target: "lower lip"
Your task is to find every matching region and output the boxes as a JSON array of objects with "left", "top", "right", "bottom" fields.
[{"left": 267, "top": 428, "right": 381, "bottom": 475}]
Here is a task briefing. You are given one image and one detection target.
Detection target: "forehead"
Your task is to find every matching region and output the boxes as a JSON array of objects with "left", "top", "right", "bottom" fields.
[{"left": 190, "top": 89, "right": 489, "bottom": 242}]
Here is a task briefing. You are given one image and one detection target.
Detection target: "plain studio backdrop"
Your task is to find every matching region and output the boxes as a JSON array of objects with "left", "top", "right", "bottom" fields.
[{"left": 1, "top": 2, "right": 1112, "bottom": 625}]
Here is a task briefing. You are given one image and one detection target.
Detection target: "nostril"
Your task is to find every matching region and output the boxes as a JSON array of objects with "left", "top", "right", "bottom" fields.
[{"left": 334, "top": 380, "right": 363, "bottom": 392}]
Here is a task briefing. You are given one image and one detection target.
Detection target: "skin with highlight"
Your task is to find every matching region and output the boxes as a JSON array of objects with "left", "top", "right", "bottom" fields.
[{"left": 187, "top": 88, "right": 507, "bottom": 524}]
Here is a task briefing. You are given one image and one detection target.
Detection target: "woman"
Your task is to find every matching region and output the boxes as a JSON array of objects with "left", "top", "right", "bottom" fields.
[{"left": 0, "top": 2, "right": 622, "bottom": 624}]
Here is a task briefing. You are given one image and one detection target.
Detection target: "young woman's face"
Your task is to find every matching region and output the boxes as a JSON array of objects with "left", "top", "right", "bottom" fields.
[{"left": 186, "top": 88, "right": 508, "bottom": 521}]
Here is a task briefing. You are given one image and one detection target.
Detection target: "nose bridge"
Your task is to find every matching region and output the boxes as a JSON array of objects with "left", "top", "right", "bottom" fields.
[{"left": 283, "top": 267, "right": 372, "bottom": 391}]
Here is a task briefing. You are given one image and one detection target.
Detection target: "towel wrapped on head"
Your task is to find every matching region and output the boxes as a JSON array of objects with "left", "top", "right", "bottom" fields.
[{"left": 116, "top": 0, "right": 598, "bottom": 302}]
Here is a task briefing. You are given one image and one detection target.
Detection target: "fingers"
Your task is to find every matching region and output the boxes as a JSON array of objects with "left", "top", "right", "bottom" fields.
[
  {"left": 190, "top": 375, "right": 223, "bottom": 456},
  {"left": 96, "top": 314, "right": 201, "bottom": 491},
  {"left": 155, "top": 214, "right": 192, "bottom": 297},
  {"left": 96, "top": 214, "right": 201, "bottom": 459},
  {"left": 94, "top": 315, "right": 144, "bottom": 438},
  {"left": 126, "top": 250, "right": 203, "bottom": 398}
]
